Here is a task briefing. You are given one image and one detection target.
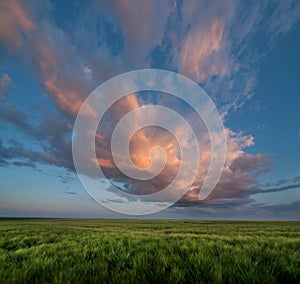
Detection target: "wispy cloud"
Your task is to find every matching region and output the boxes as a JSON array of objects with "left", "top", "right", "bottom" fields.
[
  {"left": 0, "top": 0, "right": 299, "bottom": 215},
  {"left": 0, "top": 74, "right": 14, "bottom": 99},
  {"left": 0, "top": 0, "right": 35, "bottom": 50}
]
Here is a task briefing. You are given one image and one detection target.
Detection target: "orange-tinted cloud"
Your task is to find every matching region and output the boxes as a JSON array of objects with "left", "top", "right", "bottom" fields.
[
  {"left": 44, "top": 76, "right": 83, "bottom": 116},
  {"left": 180, "top": 19, "right": 227, "bottom": 82},
  {"left": 0, "top": 1, "right": 93, "bottom": 118},
  {"left": 93, "top": 91, "right": 261, "bottom": 202},
  {"left": 96, "top": 158, "right": 115, "bottom": 169},
  {"left": 0, "top": 0, "right": 283, "bottom": 207}
]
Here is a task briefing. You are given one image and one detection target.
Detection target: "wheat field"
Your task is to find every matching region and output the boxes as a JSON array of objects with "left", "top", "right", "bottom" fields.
[{"left": 0, "top": 219, "right": 299, "bottom": 283}]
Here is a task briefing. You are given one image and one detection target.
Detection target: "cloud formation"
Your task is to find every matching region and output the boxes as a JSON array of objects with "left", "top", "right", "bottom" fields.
[{"left": 0, "top": 0, "right": 300, "bottom": 215}]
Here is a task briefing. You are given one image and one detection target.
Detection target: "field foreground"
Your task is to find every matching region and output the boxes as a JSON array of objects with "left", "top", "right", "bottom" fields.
[{"left": 0, "top": 219, "right": 299, "bottom": 283}]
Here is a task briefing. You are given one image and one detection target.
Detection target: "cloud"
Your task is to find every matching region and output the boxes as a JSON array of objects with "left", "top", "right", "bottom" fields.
[
  {"left": 255, "top": 181, "right": 300, "bottom": 194},
  {"left": 1, "top": 0, "right": 299, "bottom": 118},
  {"left": 168, "top": 197, "right": 300, "bottom": 220},
  {"left": 0, "top": 135, "right": 74, "bottom": 171},
  {"left": 0, "top": 104, "right": 75, "bottom": 172},
  {"left": 269, "top": 0, "right": 300, "bottom": 37},
  {"left": 0, "top": 0, "right": 36, "bottom": 50},
  {"left": 180, "top": 153, "right": 271, "bottom": 204},
  {"left": 259, "top": 199, "right": 300, "bottom": 213},
  {"left": 1, "top": 1, "right": 95, "bottom": 116},
  {"left": 171, "top": 170, "right": 300, "bottom": 218},
  {"left": 172, "top": 0, "right": 236, "bottom": 83},
  {"left": 0, "top": 0, "right": 299, "bottom": 215},
  {"left": 179, "top": 19, "right": 227, "bottom": 82},
  {"left": 78, "top": 90, "right": 270, "bottom": 205},
  {"left": 161, "top": 0, "right": 300, "bottom": 115},
  {"left": 0, "top": 103, "right": 29, "bottom": 129},
  {"left": 100, "top": 0, "right": 172, "bottom": 67},
  {"left": 0, "top": 74, "right": 14, "bottom": 99},
  {"left": 64, "top": 191, "right": 78, "bottom": 196}
]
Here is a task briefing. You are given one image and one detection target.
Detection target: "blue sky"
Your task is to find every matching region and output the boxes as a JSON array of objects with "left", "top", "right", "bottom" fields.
[{"left": 0, "top": 0, "right": 300, "bottom": 219}]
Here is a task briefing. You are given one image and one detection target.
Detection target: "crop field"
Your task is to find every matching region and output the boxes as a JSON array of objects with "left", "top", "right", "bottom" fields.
[{"left": 0, "top": 219, "right": 299, "bottom": 283}]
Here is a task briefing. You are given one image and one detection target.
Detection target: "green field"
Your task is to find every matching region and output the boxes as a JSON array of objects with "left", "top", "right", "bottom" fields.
[{"left": 0, "top": 219, "right": 299, "bottom": 283}]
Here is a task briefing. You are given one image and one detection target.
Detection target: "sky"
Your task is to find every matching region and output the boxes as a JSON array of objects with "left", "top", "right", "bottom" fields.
[{"left": 0, "top": 0, "right": 300, "bottom": 219}]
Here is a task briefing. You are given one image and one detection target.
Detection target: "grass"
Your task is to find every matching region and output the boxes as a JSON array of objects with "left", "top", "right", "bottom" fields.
[{"left": 0, "top": 219, "right": 299, "bottom": 283}]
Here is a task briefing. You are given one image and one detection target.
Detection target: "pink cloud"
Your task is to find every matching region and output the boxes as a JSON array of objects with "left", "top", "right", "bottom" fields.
[
  {"left": 1, "top": 0, "right": 292, "bottom": 207},
  {"left": 180, "top": 19, "right": 227, "bottom": 82},
  {"left": 0, "top": 0, "right": 36, "bottom": 50},
  {"left": 0, "top": 3, "right": 92, "bottom": 116},
  {"left": 100, "top": 0, "right": 172, "bottom": 66},
  {"left": 44, "top": 75, "right": 83, "bottom": 116}
]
